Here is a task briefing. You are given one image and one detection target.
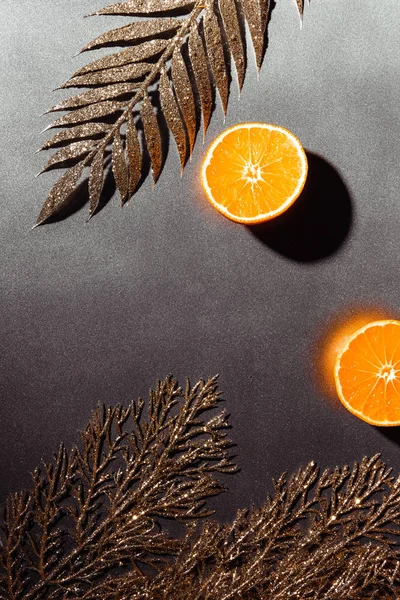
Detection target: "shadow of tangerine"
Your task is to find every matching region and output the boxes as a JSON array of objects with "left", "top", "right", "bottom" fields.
[
  {"left": 313, "top": 305, "right": 394, "bottom": 401},
  {"left": 248, "top": 152, "right": 352, "bottom": 262}
]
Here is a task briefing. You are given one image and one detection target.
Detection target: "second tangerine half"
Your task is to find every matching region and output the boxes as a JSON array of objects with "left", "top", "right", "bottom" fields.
[{"left": 335, "top": 320, "right": 400, "bottom": 426}]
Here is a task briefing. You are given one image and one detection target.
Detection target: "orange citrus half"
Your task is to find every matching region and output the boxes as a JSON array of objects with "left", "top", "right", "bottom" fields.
[
  {"left": 201, "top": 123, "right": 308, "bottom": 224},
  {"left": 334, "top": 320, "right": 400, "bottom": 426}
]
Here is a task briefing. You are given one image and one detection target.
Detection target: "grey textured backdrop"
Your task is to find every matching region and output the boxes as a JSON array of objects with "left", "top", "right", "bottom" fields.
[{"left": 1, "top": 0, "right": 400, "bottom": 519}]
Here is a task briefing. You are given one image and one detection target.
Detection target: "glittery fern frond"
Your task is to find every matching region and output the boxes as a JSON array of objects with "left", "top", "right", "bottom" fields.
[{"left": 35, "top": 0, "right": 287, "bottom": 224}]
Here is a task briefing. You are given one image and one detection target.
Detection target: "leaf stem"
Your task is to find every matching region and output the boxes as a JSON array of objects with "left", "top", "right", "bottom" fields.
[{"left": 83, "top": 1, "right": 207, "bottom": 172}]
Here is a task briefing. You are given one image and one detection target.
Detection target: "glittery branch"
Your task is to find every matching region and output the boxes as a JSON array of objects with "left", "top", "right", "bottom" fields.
[
  {"left": 77, "top": 455, "right": 400, "bottom": 600},
  {"left": 0, "top": 376, "right": 235, "bottom": 599},
  {"left": 1, "top": 379, "right": 400, "bottom": 599},
  {"left": 36, "top": 0, "right": 282, "bottom": 225}
]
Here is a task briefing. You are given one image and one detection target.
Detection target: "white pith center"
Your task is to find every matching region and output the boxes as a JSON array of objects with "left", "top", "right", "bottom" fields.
[
  {"left": 243, "top": 162, "right": 263, "bottom": 184},
  {"left": 379, "top": 364, "right": 397, "bottom": 382}
]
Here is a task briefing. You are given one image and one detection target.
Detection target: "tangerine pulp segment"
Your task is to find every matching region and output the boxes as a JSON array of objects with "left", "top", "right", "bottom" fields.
[
  {"left": 317, "top": 307, "right": 390, "bottom": 397},
  {"left": 334, "top": 320, "right": 400, "bottom": 426},
  {"left": 201, "top": 123, "right": 308, "bottom": 224}
]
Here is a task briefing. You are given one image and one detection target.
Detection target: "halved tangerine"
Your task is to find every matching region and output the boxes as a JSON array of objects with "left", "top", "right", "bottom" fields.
[
  {"left": 334, "top": 320, "right": 400, "bottom": 426},
  {"left": 201, "top": 123, "right": 308, "bottom": 224}
]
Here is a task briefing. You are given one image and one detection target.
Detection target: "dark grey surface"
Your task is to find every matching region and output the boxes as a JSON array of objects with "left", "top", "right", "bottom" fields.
[{"left": 1, "top": 0, "right": 400, "bottom": 519}]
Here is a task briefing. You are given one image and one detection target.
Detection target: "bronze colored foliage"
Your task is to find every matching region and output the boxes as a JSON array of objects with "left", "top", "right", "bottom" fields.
[
  {"left": 0, "top": 376, "right": 235, "bottom": 599},
  {"left": 36, "top": 0, "right": 308, "bottom": 225},
  {"left": 1, "top": 376, "right": 400, "bottom": 599}
]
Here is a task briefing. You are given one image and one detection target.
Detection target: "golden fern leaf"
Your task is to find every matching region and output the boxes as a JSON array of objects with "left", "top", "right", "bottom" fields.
[
  {"left": 296, "top": 0, "right": 310, "bottom": 20},
  {"left": 36, "top": 0, "right": 303, "bottom": 225}
]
